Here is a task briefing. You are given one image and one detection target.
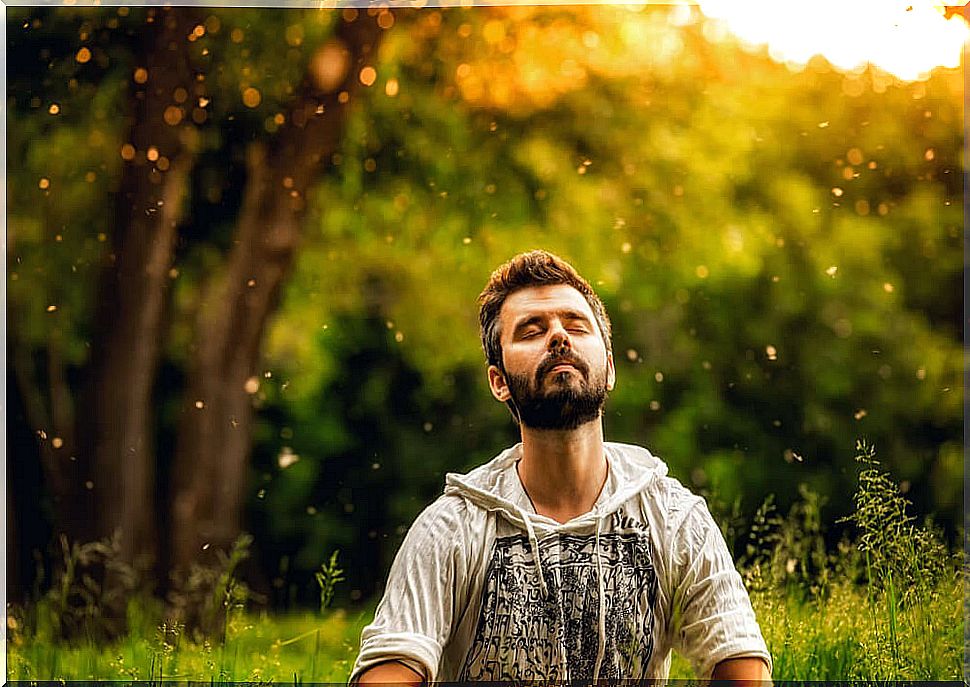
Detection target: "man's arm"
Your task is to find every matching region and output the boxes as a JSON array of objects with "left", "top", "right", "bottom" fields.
[
  {"left": 355, "top": 660, "right": 425, "bottom": 686},
  {"left": 348, "top": 497, "right": 469, "bottom": 684},
  {"left": 664, "top": 492, "right": 773, "bottom": 679},
  {"left": 710, "top": 656, "right": 771, "bottom": 683}
]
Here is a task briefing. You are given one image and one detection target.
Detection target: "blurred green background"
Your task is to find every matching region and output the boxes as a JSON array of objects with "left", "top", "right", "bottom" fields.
[{"left": 7, "top": 4, "right": 963, "bottom": 616}]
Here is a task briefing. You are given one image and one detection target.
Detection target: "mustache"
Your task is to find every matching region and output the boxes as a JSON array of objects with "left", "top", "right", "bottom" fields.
[{"left": 535, "top": 352, "right": 589, "bottom": 383}]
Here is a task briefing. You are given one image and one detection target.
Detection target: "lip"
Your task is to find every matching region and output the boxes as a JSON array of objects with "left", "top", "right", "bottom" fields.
[
  {"left": 537, "top": 356, "right": 587, "bottom": 382},
  {"left": 547, "top": 363, "right": 579, "bottom": 375},
  {"left": 543, "top": 363, "right": 582, "bottom": 376}
]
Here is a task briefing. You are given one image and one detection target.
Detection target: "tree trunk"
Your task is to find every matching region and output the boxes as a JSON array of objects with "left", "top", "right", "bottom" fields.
[
  {"left": 83, "top": 6, "right": 201, "bottom": 571},
  {"left": 10, "top": 326, "right": 85, "bottom": 542},
  {"left": 168, "top": 9, "right": 388, "bottom": 581}
]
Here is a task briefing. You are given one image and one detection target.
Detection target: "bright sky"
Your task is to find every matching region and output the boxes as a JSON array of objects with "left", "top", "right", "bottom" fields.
[{"left": 694, "top": 0, "right": 968, "bottom": 81}]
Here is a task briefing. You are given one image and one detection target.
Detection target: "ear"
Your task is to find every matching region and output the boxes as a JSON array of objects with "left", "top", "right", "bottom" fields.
[
  {"left": 488, "top": 365, "right": 512, "bottom": 402},
  {"left": 606, "top": 351, "right": 616, "bottom": 391}
]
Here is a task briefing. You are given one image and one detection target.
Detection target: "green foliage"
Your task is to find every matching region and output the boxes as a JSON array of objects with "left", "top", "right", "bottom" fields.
[
  {"left": 7, "top": 607, "right": 372, "bottom": 684},
  {"left": 315, "top": 551, "right": 345, "bottom": 614},
  {"left": 7, "top": 4, "right": 962, "bottom": 614},
  {"left": 21, "top": 533, "right": 143, "bottom": 643},
  {"left": 251, "top": 7, "right": 964, "bottom": 597},
  {"left": 165, "top": 533, "right": 262, "bottom": 643},
  {"left": 743, "top": 440, "right": 963, "bottom": 679},
  {"left": 739, "top": 485, "right": 831, "bottom": 599},
  {"left": 835, "top": 439, "right": 956, "bottom": 678},
  {"left": 844, "top": 439, "right": 949, "bottom": 590}
]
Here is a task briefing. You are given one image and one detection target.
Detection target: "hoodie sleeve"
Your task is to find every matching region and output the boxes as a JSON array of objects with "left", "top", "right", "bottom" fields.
[
  {"left": 666, "top": 495, "right": 772, "bottom": 680},
  {"left": 349, "top": 496, "right": 468, "bottom": 684}
]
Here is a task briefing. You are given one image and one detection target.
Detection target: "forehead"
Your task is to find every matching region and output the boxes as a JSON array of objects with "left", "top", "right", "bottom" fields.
[{"left": 499, "top": 284, "right": 597, "bottom": 330}]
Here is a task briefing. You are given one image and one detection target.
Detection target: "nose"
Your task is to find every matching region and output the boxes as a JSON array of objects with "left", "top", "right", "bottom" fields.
[{"left": 547, "top": 322, "right": 572, "bottom": 354}]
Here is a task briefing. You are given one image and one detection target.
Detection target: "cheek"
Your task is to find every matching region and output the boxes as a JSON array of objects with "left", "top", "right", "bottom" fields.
[
  {"left": 579, "top": 341, "right": 607, "bottom": 363},
  {"left": 584, "top": 346, "right": 611, "bottom": 378},
  {"left": 501, "top": 346, "right": 535, "bottom": 374}
]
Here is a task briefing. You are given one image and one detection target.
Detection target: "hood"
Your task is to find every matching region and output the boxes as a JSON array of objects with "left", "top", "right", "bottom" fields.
[{"left": 443, "top": 441, "right": 667, "bottom": 532}]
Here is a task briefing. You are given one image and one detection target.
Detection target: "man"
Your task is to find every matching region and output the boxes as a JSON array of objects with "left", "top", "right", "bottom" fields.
[{"left": 351, "top": 250, "right": 772, "bottom": 683}]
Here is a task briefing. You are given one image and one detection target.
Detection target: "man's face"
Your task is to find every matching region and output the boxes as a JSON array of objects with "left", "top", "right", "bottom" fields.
[{"left": 488, "top": 284, "right": 615, "bottom": 430}]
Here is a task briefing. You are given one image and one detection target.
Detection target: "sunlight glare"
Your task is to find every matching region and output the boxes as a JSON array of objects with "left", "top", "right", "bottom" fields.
[{"left": 696, "top": 0, "right": 968, "bottom": 81}]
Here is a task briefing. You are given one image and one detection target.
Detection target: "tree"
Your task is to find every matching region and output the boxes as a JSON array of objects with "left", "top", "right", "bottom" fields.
[
  {"left": 7, "top": 6, "right": 392, "bottom": 611},
  {"left": 83, "top": 5, "right": 204, "bottom": 578},
  {"left": 167, "top": 7, "right": 387, "bottom": 581}
]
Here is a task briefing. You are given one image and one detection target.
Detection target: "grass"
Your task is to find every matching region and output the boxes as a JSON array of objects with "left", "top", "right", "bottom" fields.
[
  {"left": 7, "top": 440, "right": 965, "bottom": 681},
  {"left": 7, "top": 606, "right": 373, "bottom": 682}
]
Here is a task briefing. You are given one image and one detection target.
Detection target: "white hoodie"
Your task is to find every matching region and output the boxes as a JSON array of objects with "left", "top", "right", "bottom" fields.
[{"left": 351, "top": 442, "right": 771, "bottom": 682}]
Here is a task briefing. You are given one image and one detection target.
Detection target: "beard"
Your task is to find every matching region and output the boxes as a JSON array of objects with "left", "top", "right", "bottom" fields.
[{"left": 504, "top": 353, "right": 609, "bottom": 430}]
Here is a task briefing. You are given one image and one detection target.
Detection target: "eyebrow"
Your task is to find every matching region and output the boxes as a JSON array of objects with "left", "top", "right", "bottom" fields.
[{"left": 558, "top": 309, "right": 592, "bottom": 325}]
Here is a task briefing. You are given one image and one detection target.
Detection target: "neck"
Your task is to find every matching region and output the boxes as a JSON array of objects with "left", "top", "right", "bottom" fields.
[{"left": 516, "top": 418, "right": 608, "bottom": 523}]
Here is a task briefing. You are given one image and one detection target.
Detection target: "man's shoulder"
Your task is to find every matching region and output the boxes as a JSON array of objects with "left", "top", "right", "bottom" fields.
[
  {"left": 604, "top": 440, "right": 671, "bottom": 483},
  {"left": 397, "top": 446, "right": 520, "bottom": 549},
  {"left": 603, "top": 441, "right": 707, "bottom": 524},
  {"left": 410, "top": 491, "right": 475, "bottom": 531},
  {"left": 444, "top": 444, "right": 520, "bottom": 491}
]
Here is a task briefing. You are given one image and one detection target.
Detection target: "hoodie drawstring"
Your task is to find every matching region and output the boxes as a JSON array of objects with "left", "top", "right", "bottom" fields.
[
  {"left": 592, "top": 512, "right": 607, "bottom": 681},
  {"left": 513, "top": 503, "right": 549, "bottom": 599}
]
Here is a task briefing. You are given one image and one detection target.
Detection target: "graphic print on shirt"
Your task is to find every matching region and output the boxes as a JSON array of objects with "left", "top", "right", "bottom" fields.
[{"left": 458, "top": 516, "right": 659, "bottom": 681}]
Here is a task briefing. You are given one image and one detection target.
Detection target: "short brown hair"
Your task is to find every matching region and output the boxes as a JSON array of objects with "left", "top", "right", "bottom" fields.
[{"left": 478, "top": 250, "right": 613, "bottom": 369}]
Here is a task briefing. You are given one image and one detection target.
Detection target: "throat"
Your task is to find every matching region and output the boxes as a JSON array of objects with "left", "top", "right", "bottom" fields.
[{"left": 515, "top": 453, "right": 609, "bottom": 524}]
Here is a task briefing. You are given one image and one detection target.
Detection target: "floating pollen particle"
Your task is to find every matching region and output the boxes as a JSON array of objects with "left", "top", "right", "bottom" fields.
[
  {"left": 377, "top": 11, "right": 394, "bottom": 29},
  {"left": 242, "top": 87, "right": 261, "bottom": 108},
  {"left": 310, "top": 40, "right": 351, "bottom": 93},
  {"left": 163, "top": 106, "right": 183, "bottom": 125},
  {"left": 278, "top": 447, "right": 299, "bottom": 469},
  {"left": 359, "top": 66, "right": 377, "bottom": 86}
]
